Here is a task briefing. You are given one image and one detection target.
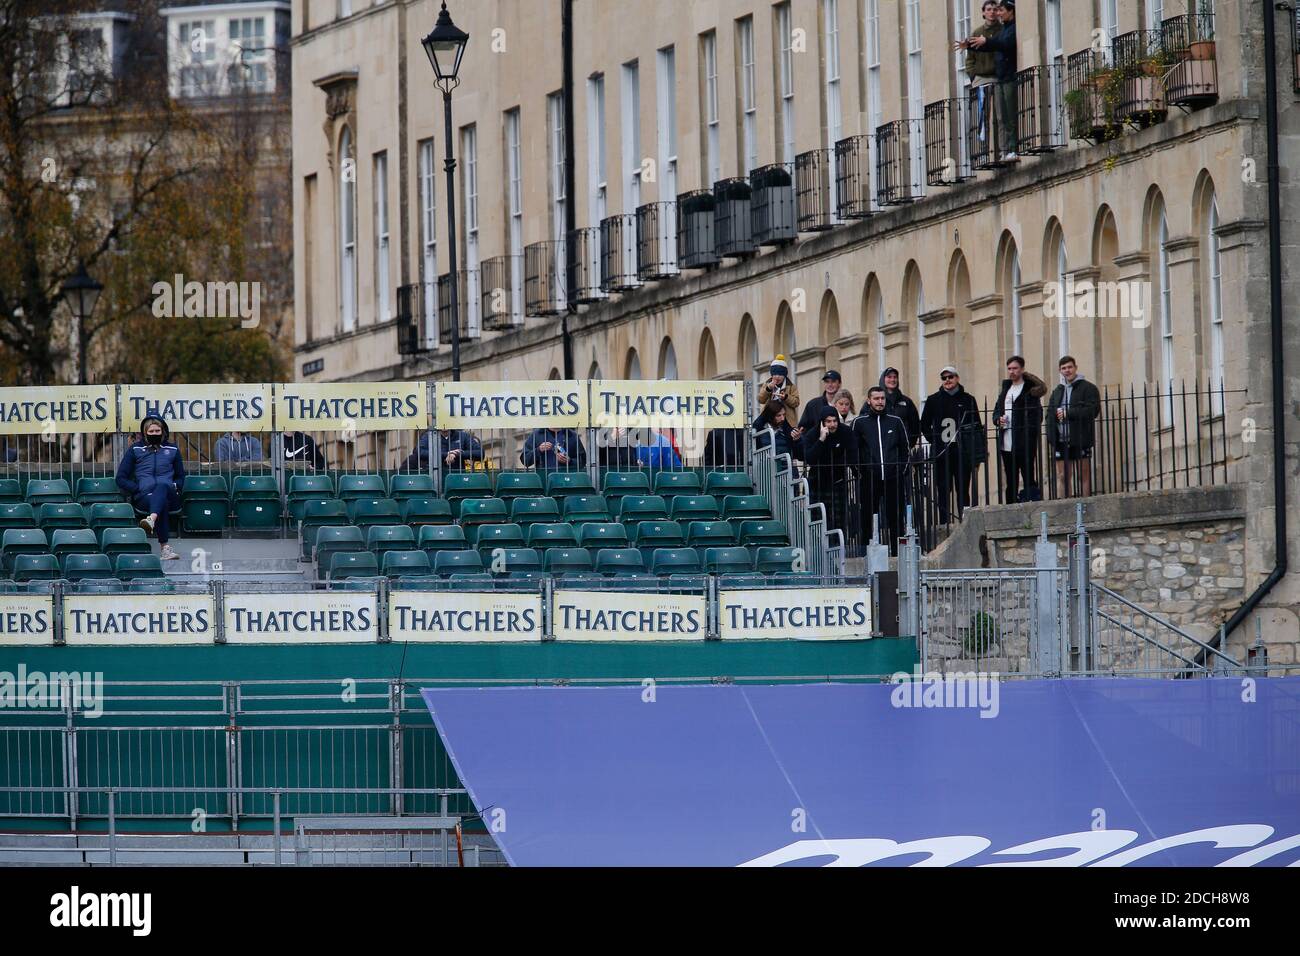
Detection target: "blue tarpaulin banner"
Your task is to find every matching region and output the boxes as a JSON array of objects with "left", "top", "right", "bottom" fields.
[{"left": 422, "top": 678, "right": 1300, "bottom": 867}]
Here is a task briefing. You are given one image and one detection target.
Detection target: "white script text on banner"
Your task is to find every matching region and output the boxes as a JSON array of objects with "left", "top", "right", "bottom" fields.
[
  {"left": 121, "top": 384, "right": 273, "bottom": 432},
  {"left": 276, "top": 382, "right": 427, "bottom": 432},
  {"left": 388, "top": 590, "right": 542, "bottom": 642},
  {"left": 435, "top": 379, "right": 587, "bottom": 430},
  {"left": 553, "top": 590, "right": 707, "bottom": 641},
  {"left": 590, "top": 380, "right": 746, "bottom": 429},
  {"left": 63, "top": 594, "right": 215, "bottom": 645},
  {"left": 0, "top": 595, "right": 55, "bottom": 645},
  {"left": 0, "top": 386, "right": 116, "bottom": 436},
  {"left": 719, "top": 587, "right": 873, "bottom": 641},
  {"left": 223, "top": 592, "right": 378, "bottom": 643}
]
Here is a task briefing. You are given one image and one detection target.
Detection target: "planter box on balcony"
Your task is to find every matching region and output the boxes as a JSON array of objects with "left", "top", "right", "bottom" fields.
[
  {"left": 676, "top": 190, "right": 719, "bottom": 270},
  {"left": 713, "top": 178, "right": 755, "bottom": 258},
  {"left": 749, "top": 164, "right": 796, "bottom": 246}
]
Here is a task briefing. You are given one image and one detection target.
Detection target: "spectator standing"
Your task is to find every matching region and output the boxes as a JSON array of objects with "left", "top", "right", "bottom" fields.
[
  {"left": 852, "top": 387, "right": 911, "bottom": 554},
  {"left": 757, "top": 355, "right": 801, "bottom": 421},
  {"left": 1046, "top": 356, "right": 1101, "bottom": 498},
  {"left": 994, "top": 356, "right": 1047, "bottom": 503},
  {"left": 404, "top": 428, "right": 485, "bottom": 472},
  {"left": 636, "top": 429, "right": 683, "bottom": 470},
  {"left": 521, "top": 426, "right": 587, "bottom": 471},
  {"left": 920, "top": 366, "right": 984, "bottom": 523},
  {"left": 752, "top": 401, "right": 798, "bottom": 460},
  {"left": 797, "top": 370, "right": 844, "bottom": 436},
  {"left": 702, "top": 427, "right": 745, "bottom": 469},
  {"left": 955, "top": 1, "right": 1003, "bottom": 157},
  {"left": 214, "top": 431, "right": 264, "bottom": 462},
  {"left": 804, "top": 408, "right": 855, "bottom": 537},
  {"left": 597, "top": 426, "right": 642, "bottom": 470},
  {"left": 879, "top": 367, "right": 922, "bottom": 450},
  {"left": 969, "top": 0, "right": 1019, "bottom": 162},
  {"left": 834, "top": 390, "right": 857, "bottom": 428},
  {"left": 115, "top": 414, "right": 184, "bottom": 561},
  {"left": 283, "top": 431, "right": 326, "bottom": 470}
]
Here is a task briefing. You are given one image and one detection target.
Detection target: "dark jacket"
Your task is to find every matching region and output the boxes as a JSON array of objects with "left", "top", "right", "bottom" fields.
[
  {"left": 797, "top": 390, "right": 840, "bottom": 436},
  {"left": 702, "top": 428, "right": 745, "bottom": 469},
  {"left": 852, "top": 409, "right": 911, "bottom": 482},
  {"left": 116, "top": 416, "right": 186, "bottom": 500},
  {"left": 1046, "top": 376, "right": 1102, "bottom": 451},
  {"left": 880, "top": 371, "right": 922, "bottom": 449},
  {"left": 598, "top": 442, "right": 641, "bottom": 471},
  {"left": 921, "top": 385, "right": 984, "bottom": 463},
  {"left": 404, "top": 429, "right": 485, "bottom": 471},
  {"left": 804, "top": 421, "right": 856, "bottom": 495},
  {"left": 980, "top": 19, "right": 1017, "bottom": 82},
  {"left": 283, "top": 431, "right": 326, "bottom": 470},
  {"left": 214, "top": 432, "right": 264, "bottom": 462},
  {"left": 520, "top": 428, "right": 587, "bottom": 470},
  {"left": 752, "top": 412, "right": 797, "bottom": 461},
  {"left": 965, "top": 22, "right": 1001, "bottom": 79},
  {"left": 994, "top": 372, "right": 1046, "bottom": 457}
]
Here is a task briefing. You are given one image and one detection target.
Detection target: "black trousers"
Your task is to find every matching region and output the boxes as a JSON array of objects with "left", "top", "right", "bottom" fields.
[
  {"left": 861, "top": 471, "right": 906, "bottom": 555},
  {"left": 812, "top": 481, "right": 850, "bottom": 538},
  {"left": 1000, "top": 442, "right": 1039, "bottom": 503},
  {"left": 933, "top": 451, "right": 971, "bottom": 523}
]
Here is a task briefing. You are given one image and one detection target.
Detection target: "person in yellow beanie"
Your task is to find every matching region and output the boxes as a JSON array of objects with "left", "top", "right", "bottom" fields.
[{"left": 757, "top": 354, "right": 801, "bottom": 422}]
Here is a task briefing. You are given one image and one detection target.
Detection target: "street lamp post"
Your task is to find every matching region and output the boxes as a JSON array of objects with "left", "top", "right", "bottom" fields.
[
  {"left": 422, "top": 2, "right": 469, "bottom": 382},
  {"left": 60, "top": 260, "right": 103, "bottom": 388}
]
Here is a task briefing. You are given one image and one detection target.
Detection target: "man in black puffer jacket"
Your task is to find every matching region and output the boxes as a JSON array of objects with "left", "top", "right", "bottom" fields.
[
  {"left": 804, "top": 408, "right": 855, "bottom": 537},
  {"left": 920, "top": 366, "right": 984, "bottom": 523},
  {"left": 115, "top": 414, "right": 186, "bottom": 561},
  {"left": 879, "top": 367, "right": 922, "bottom": 451},
  {"left": 852, "top": 387, "right": 911, "bottom": 553}
]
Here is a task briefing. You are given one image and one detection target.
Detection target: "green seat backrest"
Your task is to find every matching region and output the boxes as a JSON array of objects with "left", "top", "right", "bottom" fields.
[
  {"left": 433, "top": 550, "right": 485, "bottom": 575},
  {"left": 303, "top": 498, "right": 348, "bottom": 522},
  {"left": 316, "top": 526, "right": 366, "bottom": 549},
  {"left": 288, "top": 475, "right": 334, "bottom": 498},
  {"left": 382, "top": 550, "right": 432, "bottom": 576},
  {"left": 617, "top": 495, "right": 669, "bottom": 521},
  {"left": 401, "top": 497, "right": 453, "bottom": 525},
  {"left": 115, "top": 554, "right": 163, "bottom": 579},
  {"left": 755, "top": 547, "right": 803, "bottom": 574},
  {"left": 594, "top": 548, "right": 645, "bottom": 575},
  {"left": 2, "top": 528, "right": 48, "bottom": 570},
  {"left": 650, "top": 548, "right": 702, "bottom": 576},
  {"left": 562, "top": 494, "right": 610, "bottom": 522},
  {"left": 576, "top": 522, "right": 629, "bottom": 549},
  {"left": 232, "top": 475, "right": 279, "bottom": 497},
  {"left": 13, "top": 554, "right": 60, "bottom": 580},
  {"left": 183, "top": 475, "right": 229, "bottom": 497},
  {"left": 99, "top": 527, "right": 149, "bottom": 553},
  {"left": 630, "top": 520, "right": 684, "bottom": 548},
  {"left": 442, "top": 473, "right": 494, "bottom": 500},
  {"left": 739, "top": 520, "right": 789, "bottom": 546},
  {"left": 509, "top": 497, "right": 561, "bottom": 524},
  {"left": 601, "top": 471, "right": 651, "bottom": 498},
  {"left": 75, "top": 477, "right": 121, "bottom": 502},
  {"left": 703, "top": 546, "right": 753, "bottom": 573},
  {"left": 389, "top": 473, "right": 436, "bottom": 499},
  {"left": 0, "top": 503, "right": 35, "bottom": 528},
  {"left": 37, "top": 503, "right": 87, "bottom": 528},
  {"left": 493, "top": 548, "right": 541, "bottom": 574},
  {"left": 0, "top": 479, "right": 21, "bottom": 501},
  {"left": 545, "top": 471, "right": 596, "bottom": 497},
  {"left": 471, "top": 523, "right": 526, "bottom": 551},
  {"left": 543, "top": 547, "right": 593, "bottom": 574},
  {"left": 346, "top": 498, "right": 402, "bottom": 524},
  {"left": 721, "top": 494, "right": 771, "bottom": 519},
  {"left": 652, "top": 471, "right": 702, "bottom": 496},
  {"left": 338, "top": 473, "right": 387, "bottom": 499},
  {"left": 366, "top": 525, "right": 416, "bottom": 550},
  {"left": 494, "top": 471, "right": 545, "bottom": 499},
  {"left": 63, "top": 553, "right": 114, "bottom": 579},
  {"left": 686, "top": 520, "right": 736, "bottom": 547},
  {"left": 25, "top": 479, "right": 72, "bottom": 504},
  {"left": 458, "top": 497, "right": 509, "bottom": 526},
  {"left": 89, "top": 502, "right": 136, "bottom": 528},
  {"left": 50, "top": 528, "right": 98, "bottom": 554},
  {"left": 669, "top": 495, "right": 721, "bottom": 521},
  {"left": 329, "top": 551, "right": 380, "bottom": 579},
  {"left": 704, "top": 471, "right": 756, "bottom": 496},
  {"left": 525, "top": 523, "right": 578, "bottom": 549},
  {"left": 418, "top": 524, "right": 468, "bottom": 550}
]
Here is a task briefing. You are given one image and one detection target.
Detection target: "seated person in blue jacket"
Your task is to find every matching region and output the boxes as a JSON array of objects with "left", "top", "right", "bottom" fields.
[
  {"left": 115, "top": 414, "right": 186, "bottom": 561},
  {"left": 402, "top": 428, "right": 485, "bottom": 471},
  {"left": 214, "top": 431, "right": 264, "bottom": 462},
  {"left": 520, "top": 426, "right": 587, "bottom": 471}
]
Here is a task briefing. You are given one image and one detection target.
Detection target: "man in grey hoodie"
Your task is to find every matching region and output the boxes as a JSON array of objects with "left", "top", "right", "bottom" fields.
[{"left": 215, "top": 431, "right": 264, "bottom": 462}]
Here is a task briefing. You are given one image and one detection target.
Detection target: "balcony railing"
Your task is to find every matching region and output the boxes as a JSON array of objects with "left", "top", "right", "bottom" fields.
[
  {"left": 479, "top": 255, "right": 521, "bottom": 331},
  {"left": 1161, "top": 12, "right": 1218, "bottom": 107},
  {"left": 924, "top": 98, "right": 972, "bottom": 187},
  {"left": 599, "top": 214, "right": 641, "bottom": 293},
  {"left": 833, "top": 136, "right": 872, "bottom": 219},
  {"left": 795, "top": 148, "right": 833, "bottom": 231},
  {"left": 436, "top": 270, "right": 474, "bottom": 342},
  {"left": 524, "top": 240, "right": 566, "bottom": 316},
  {"left": 966, "top": 82, "right": 1018, "bottom": 169},
  {"left": 395, "top": 281, "right": 438, "bottom": 355},
  {"left": 1113, "top": 29, "right": 1168, "bottom": 127},
  {"left": 1293, "top": 9, "right": 1300, "bottom": 95},
  {"left": 1016, "top": 64, "right": 1068, "bottom": 154},
  {"left": 714, "top": 178, "right": 756, "bottom": 258},
  {"left": 677, "top": 189, "right": 719, "bottom": 270},
  {"left": 875, "top": 120, "right": 925, "bottom": 206},
  {"left": 1065, "top": 49, "right": 1120, "bottom": 144},
  {"left": 749, "top": 163, "right": 797, "bottom": 246},
  {"left": 635, "top": 201, "right": 679, "bottom": 280},
  {"left": 567, "top": 227, "right": 606, "bottom": 304}
]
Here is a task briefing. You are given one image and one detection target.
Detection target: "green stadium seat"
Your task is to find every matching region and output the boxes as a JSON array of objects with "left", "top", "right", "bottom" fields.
[
  {"left": 89, "top": 502, "right": 136, "bottom": 533},
  {"left": 347, "top": 498, "right": 403, "bottom": 529},
  {"left": 441, "top": 472, "right": 494, "bottom": 505},
  {"left": 719, "top": 573, "right": 769, "bottom": 589},
  {"left": 721, "top": 495, "right": 771, "bottom": 521},
  {"left": 470, "top": 522, "right": 526, "bottom": 555},
  {"left": 115, "top": 554, "right": 164, "bottom": 580},
  {"left": 1, "top": 528, "right": 48, "bottom": 574},
  {"left": 182, "top": 475, "right": 229, "bottom": 498},
  {"left": 509, "top": 496, "right": 560, "bottom": 526},
  {"left": 576, "top": 522, "right": 629, "bottom": 551},
  {"left": 401, "top": 497, "right": 454, "bottom": 527},
  {"left": 128, "top": 577, "right": 176, "bottom": 593},
  {"left": 300, "top": 499, "right": 348, "bottom": 558},
  {"left": 739, "top": 519, "right": 789, "bottom": 546},
  {"left": 74, "top": 578, "right": 124, "bottom": 593},
  {"left": 704, "top": 471, "right": 756, "bottom": 496},
  {"left": 652, "top": 471, "right": 702, "bottom": 497},
  {"left": 650, "top": 548, "right": 702, "bottom": 576},
  {"left": 561, "top": 494, "right": 611, "bottom": 524},
  {"left": 329, "top": 550, "right": 380, "bottom": 580},
  {"left": 703, "top": 546, "right": 753, "bottom": 575},
  {"left": 338, "top": 473, "right": 386, "bottom": 500},
  {"left": 525, "top": 522, "right": 579, "bottom": 550},
  {"left": 75, "top": 477, "right": 122, "bottom": 505},
  {"left": 543, "top": 548, "right": 594, "bottom": 575},
  {"left": 446, "top": 572, "right": 495, "bottom": 591},
  {"left": 62, "top": 553, "right": 115, "bottom": 581},
  {"left": 232, "top": 476, "right": 282, "bottom": 529},
  {"left": 332, "top": 576, "right": 385, "bottom": 591},
  {"left": 382, "top": 550, "right": 432, "bottom": 578},
  {"left": 418, "top": 524, "right": 468, "bottom": 554},
  {"left": 491, "top": 548, "right": 541, "bottom": 575},
  {"left": 458, "top": 497, "right": 509, "bottom": 528},
  {"left": 287, "top": 475, "right": 335, "bottom": 520},
  {"left": 755, "top": 547, "right": 803, "bottom": 574},
  {"left": 0, "top": 503, "right": 35, "bottom": 530},
  {"left": 629, "top": 520, "right": 684, "bottom": 550},
  {"left": 51, "top": 529, "right": 98, "bottom": 564},
  {"left": 545, "top": 471, "right": 596, "bottom": 497},
  {"left": 665, "top": 573, "right": 707, "bottom": 592},
  {"left": 37, "top": 503, "right": 88, "bottom": 531},
  {"left": 433, "top": 549, "right": 484, "bottom": 576},
  {"left": 494, "top": 471, "right": 545, "bottom": 500},
  {"left": 388, "top": 473, "right": 435, "bottom": 501},
  {"left": 0, "top": 479, "right": 21, "bottom": 503},
  {"left": 315, "top": 526, "right": 365, "bottom": 572},
  {"left": 601, "top": 471, "right": 650, "bottom": 499},
  {"left": 25, "top": 479, "right": 72, "bottom": 506},
  {"left": 12, "top": 553, "right": 60, "bottom": 582},
  {"left": 594, "top": 548, "right": 645, "bottom": 576},
  {"left": 669, "top": 495, "right": 720, "bottom": 522},
  {"left": 617, "top": 495, "right": 669, "bottom": 524},
  {"left": 99, "top": 527, "right": 150, "bottom": 560},
  {"left": 366, "top": 524, "right": 417, "bottom": 560},
  {"left": 182, "top": 476, "right": 230, "bottom": 532},
  {"left": 686, "top": 520, "right": 736, "bottom": 549}
]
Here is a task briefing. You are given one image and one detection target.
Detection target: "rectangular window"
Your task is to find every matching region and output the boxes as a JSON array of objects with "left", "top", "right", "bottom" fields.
[
  {"left": 905, "top": 0, "right": 924, "bottom": 188},
  {"left": 621, "top": 61, "right": 641, "bottom": 212},
  {"left": 587, "top": 74, "right": 607, "bottom": 224},
  {"left": 1158, "top": 214, "right": 1174, "bottom": 422},
  {"left": 304, "top": 174, "right": 316, "bottom": 343},
  {"left": 701, "top": 32, "right": 721, "bottom": 185},
  {"left": 67, "top": 28, "right": 106, "bottom": 100},
  {"left": 1208, "top": 200, "right": 1224, "bottom": 414},
  {"left": 1145, "top": 0, "right": 1164, "bottom": 33},
  {"left": 417, "top": 138, "right": 438, "bottom": 346},
  {"left": 1101, "top": 0, "right": 1119, "bottom": 59},
  {"left": 863, "top": 0, "right": 882, "bottom": 211},
  {"left": 505, "top": 107, "right": 523, "bottom": 323},
  {"left": 951, "top": 0, "right": 971, "bottom": 91},
  {"left": 656, "top": 46, "right": 678, "bottom": 201},
  {"left": 461, "top": 124, "right": 480, "bottom": 335},
  {"left": 822, "top": 0, "right": 841, "bottom": 220},
  {"left": 373, "top": 151, "right": 389, "bottom": 322},
  {"left": 777, "top": 3, "right": 795, "bottom": 166},
  {"left": 339, "top": 129, "right": 356, "bottom": 334},
  {"left": 229, "top": 16, "right": 268, "bottom": 92},
  {"left": 738, "top": 16, "right": 758, "bottom": 175},
  {"left": 178, "top": 19, "right": 217, "bottom": 96},
  {"left": 548, "top": 92, "right": 567, "bottom": 242}
]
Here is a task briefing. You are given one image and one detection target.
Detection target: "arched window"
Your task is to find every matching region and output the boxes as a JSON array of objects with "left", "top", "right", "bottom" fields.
[
  {"left": 1158, "top": 210, "right": 1173, "bottom": 415},
  {"left": 739, "top": 314, "right": 760, "bottom": 392},
  {"left": 903, "top": 264, "right": 925, "bottom": 394},
  {"left": 698, "top": 329, "right": 718, "bottom": 379},
  {"left": 339, "top": 127, "right": 357, "bottom": 333},
  {"left": 1207, "top": 197, "right": 1223, "bottom": 412},
  {"left": 1056, "top": 239, "right": 1068, "bottom": 356},
  {"left": 588, "top": 360, "right": 603, "bottom": 379},
  {"left": 625, "top": 348, "right": 642, "bottom": 380},
  {"left": 1009, "top": 250, "right": 1022, "bottom": 356},
  {"left": 658, "top": 337, "right": 678, "bottom": 380},
  {"left": 774, "top": 303, "right": 797, "bottom": 379}
]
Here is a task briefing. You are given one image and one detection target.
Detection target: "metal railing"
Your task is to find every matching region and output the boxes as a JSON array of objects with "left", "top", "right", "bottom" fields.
[
  {"left": 1089, "top": 583, "right": 1237, "bottom": 677},
  {"left": 795, "top": 147, "right": 834, "bottom": 230},
  {"left": 1113, "top": 29, "right": 1168, "bottom": 126},
  {"left": 713, "top": 178, "right": 756, "bottom": 258},
  {"left": 524, "top": 239, "right": 566, "bottom": 316},
  {"left": 1161, "top": 12, "right": 1219, "bottom": 107},
  {"left": 437, "top": 270, "right": 474, "bottom": 341},
  {"left": 479, "top": 254, "right": 521, "bottom": 331},
  {"left": 1016, "top": 64, "right": 1068, "bottom": 154},
  {"left": 1066, "top": 48, "right": 1120, "bottom": 143},
  {"left": 832, "top": 135, "right": 872, "bottom": 219},
  {"left": 874, "top": 119, "right": 925, "bottom": 205},
  {"left": 396, "top": 281, "right": 439, "bottom": 355},
  {"left": 599, "top": 213, "right": 641, "bottom": 292},
  {"left": 924, "top": 98, "right": 972, "bottom": 186},
  {"left": 635, "top": 201, "right": 679, "bottom": 280},
  {"left": 749, "top": 163, "right": 797, "bottom": 245},
  {"left": 676, "top": 189, "right": 719, "bottom": 269},
  {"left": 967, "top": 81, "right": 1017, "bottom": 168},
  {"left": 566, "top": 226, "right": 606, "bottom": 303}
]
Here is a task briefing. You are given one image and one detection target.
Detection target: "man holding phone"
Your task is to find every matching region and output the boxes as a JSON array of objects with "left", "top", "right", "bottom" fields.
[{"left": 521, "top": 425, "right": 588, "bottom": 472}]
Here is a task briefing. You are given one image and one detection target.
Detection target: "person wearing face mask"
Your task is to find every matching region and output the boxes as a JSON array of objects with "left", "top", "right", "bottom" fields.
[{"left": 115, "top": 414, "right": 186, "bottom": 561}]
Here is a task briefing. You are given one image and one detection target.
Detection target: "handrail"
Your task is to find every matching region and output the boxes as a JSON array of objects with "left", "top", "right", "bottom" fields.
[{"left": 1091, "top": 583, "right": 1239, "bottom": 666}]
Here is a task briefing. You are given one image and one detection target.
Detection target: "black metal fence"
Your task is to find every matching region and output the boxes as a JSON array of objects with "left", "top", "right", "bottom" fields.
[
  {"left": 524, "top": 240, "right": 566, "bottom": 316},
  {"left": 875, "top": 120, "right": 925, "bottom": 205},
  {"left": 566, "top": 227, "right": 606, "bottom": 303},
  {"left": 396, "top": 282, "right": 437, "bottom": 356},
  {"left": 924, "top": 98, "right": 972, "bottom": 186},
  {"left": 636, "top": 201, "right": 679, "bottom": 280},
  {"left": 832, "top": 135, "right": 872, "bottom": 219},
  {"left": 599, "top": 214, "right": 641, "bottom": 292},
  {"left": 1161, "top": 12, "right": 1218, "bottom": 107},
  {"left": 749, "top": 163, "right": 797, "bottom": 245},
  {"left": 1016, "top": 64, "right": 1067, "bottom": 154},
  {"left": 794, "top": 147, "right": 834, "bottom": 230}
]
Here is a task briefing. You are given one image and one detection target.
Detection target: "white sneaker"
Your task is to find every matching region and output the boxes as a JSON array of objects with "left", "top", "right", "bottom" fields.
[
  {"left": 139, "top": 514, "right": 156, "bottom": 536},
  {"left": 160, "top": 544, "right": 179, "bottom": 561},
  {"left": 1002, "top": 151, "right": 1019, "bottom": 162}
]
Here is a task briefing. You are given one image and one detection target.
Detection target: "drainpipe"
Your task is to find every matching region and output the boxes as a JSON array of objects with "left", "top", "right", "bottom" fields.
[
  {"left": 1217, "top": 3, "right": 1289, "bottom": 650},
  {"left": 561, "top": 0, "right": 577, "bottom": 379}
]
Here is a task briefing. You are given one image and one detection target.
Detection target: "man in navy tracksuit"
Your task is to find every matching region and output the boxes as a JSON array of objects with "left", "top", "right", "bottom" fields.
[{"left": 115, "top": 414, "right": 186, "bottom": 561}]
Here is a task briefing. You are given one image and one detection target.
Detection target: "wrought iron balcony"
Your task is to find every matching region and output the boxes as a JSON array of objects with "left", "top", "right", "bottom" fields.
[
  {"left": 714, "top": 178, "right": 756, "bottom": 259},
  {"left": 636, "top": 201, "right": 679, "bottom": 280},
  {"left": 479, "top": 255, "right": 521, "bottom": 331},
  {"left": 1113, "top": 29, "right": 1167, "bottom": 127},
  {"left": 832, "top": 136, "right": 872, "bottom": 219},
  {"left": 436, "top": 270, "right": 474, "bottom": 342},
  {"left": 749, "top": 164, "right": 797, "bottom": 246},
  {"left": 396, "top": 281, "right": 438, "bottom": 356},
  {"left": 1015, "top": 65, "right": 1068, "bottom": 154},
  {"left": 1161, "top": 12, "right": 1219, "bottom": 108},
  {"left": 924, "top": 99, "right": 972, "bottom": 187},
  {"left": 874, "top": 120, "right": 926, "bottom": 206},
  {"left": 677, "top": 190, "right": 719, "bottom": 270},
  {"left": 599, "top": 213, "right": 641, "bottom": 293},
  {"left": 567, "top": 227, "right": 606, "bottom": 304},
  {"left": 795, "top": 148, "right": 834, "bottom": 231},
  {"left": 524, "top": 240, "right": 566, "bottom": 316},
  {"left": 1065, "top": 49, "right": 1120, "bottom": 144}
]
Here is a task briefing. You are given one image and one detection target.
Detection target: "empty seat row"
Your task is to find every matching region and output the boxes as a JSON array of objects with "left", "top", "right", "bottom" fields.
[{"left": 0, "top": 477, "right": 123, "bottom": 507}]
